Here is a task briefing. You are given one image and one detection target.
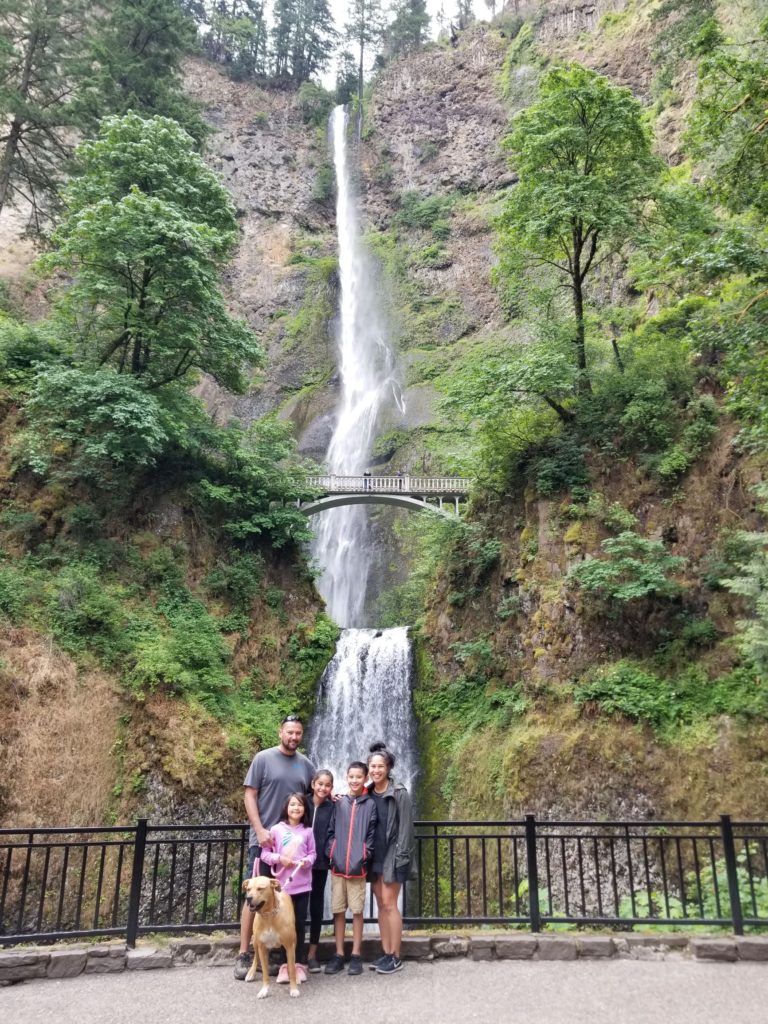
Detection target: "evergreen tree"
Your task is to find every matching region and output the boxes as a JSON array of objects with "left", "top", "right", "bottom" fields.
[
  {"left": 344, "top": 0, "right": 386, "bottom": 137},
  {"left": 0, "top": 0, "right": 89, "bottom": 227},
  {"left": 290, "top": 0, "right": 338, "bottom": 84},
  {"left": 385, "top": 0, "right": 430, "bottom": 59},
  {"left": 455, "top": 0, "right": 473, "bottom": 31},
  {"left": 203, "top": 0, "right": 269, "bottom": 80},
  {"left": 78, "top": 0, "right": 206, "bottom": 143}
]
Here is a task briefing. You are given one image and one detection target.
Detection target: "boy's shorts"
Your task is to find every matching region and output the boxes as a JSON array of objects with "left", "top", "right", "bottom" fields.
[{"left": 331, "top": 874, "right": 367, "bottom": 914}]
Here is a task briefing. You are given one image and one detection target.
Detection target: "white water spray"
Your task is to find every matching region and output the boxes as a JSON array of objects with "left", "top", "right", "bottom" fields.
[
  {"left": 310, "top": 105, "right": 403, "bottom": 629},
  {"left": 308, "top": 628, "right": 417, "bottom": 788},
  {"left": 308, "top": 107, "right": 417, "bottom": 801}
]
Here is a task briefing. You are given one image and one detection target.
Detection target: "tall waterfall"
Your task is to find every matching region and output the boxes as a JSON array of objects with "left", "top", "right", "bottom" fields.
[
  {"left": 310, "top": 105, "right": 402, "bottom": 629},
  {"left": 307, "top": 107, "right": 417, "bottom": 792}
]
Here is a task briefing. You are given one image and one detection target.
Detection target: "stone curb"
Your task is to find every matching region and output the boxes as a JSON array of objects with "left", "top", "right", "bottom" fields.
[{"left": 2, "top": 932, "right": 768, "bottom": 984}]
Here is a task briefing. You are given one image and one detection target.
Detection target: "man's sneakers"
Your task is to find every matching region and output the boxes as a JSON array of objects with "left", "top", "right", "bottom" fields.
[
  {"left": 375, "top": 954, "right": 403, "bottom": 975},
  {"left": 323, "top": 953, "right": 344, "bottom": 975},
  {"left": 369, "top": 954, "right": 389, "bottom": 970},
  {"left": 347, "top": 954, "right": 363, "bottom": 975},
  {"left": 233, "top": 951, "right": 251, "bottom": 981},
  {"left": 234, "top": 952, "right": 280, "bottom": 980}
]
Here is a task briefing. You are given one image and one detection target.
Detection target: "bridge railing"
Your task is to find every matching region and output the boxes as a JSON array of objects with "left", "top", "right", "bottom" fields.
[
  {"left": 306, "top": 475, "right": 471, "bottom": 495},
  {"left": 2, "top": 816, "right": 766, "bottom": 945}
]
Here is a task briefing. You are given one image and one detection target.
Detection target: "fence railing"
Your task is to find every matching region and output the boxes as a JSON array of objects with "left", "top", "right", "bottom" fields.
[
  {"left": 306, "top": 475, "right": 471, "bottom": 495},
  {"left": 2, "top": 816, "right": 766, "bottom": 946}
]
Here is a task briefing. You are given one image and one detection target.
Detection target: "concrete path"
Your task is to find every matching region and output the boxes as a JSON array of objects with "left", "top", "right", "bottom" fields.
[{"left": 1, "top": 958, "right": 765, "bottom": 1024}]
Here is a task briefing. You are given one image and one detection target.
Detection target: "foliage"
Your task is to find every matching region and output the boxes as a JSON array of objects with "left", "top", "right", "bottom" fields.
[
  {"left": 568, "top": 531, "right": 686, "bottom": 604},
  {"left": 721, "top": 531, "right": 768, "bottom": 672},
  {"left": 23, "top": 367, "right": 169, "bottom": 483},
  {"left": 194, "top": 418, "right": 315, "bottom": 548},
  {"left": 576, "top": 659, "right": 768, "bottom": 733},
  {"left": 396, "top": 190, "right": 454, "bottom": 231},
  {"left": 0, "top": 0, "right": 88, "bottom": 225},
  {"left": 40, "top": 114, "right": 260, "bottom": 392},
  {"left": 295, "top": 81, "right": 336, "bottom": 126},
  {"left": 77, "top": 0, "right": 206, "bottom": 143},
  {"left": 497, "top": 63, "right": 661, "bottom": 388},
  {"left": 385, "top": 0, "right": 430, "bottom": 59},
  {"left": 687, "top": 21, "right": 768, "bottom": 216}
]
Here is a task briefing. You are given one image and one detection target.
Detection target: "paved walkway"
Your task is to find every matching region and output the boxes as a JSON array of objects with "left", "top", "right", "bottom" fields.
[{"left": 2, "top": 958, "right": 765, "bottom": 1024}]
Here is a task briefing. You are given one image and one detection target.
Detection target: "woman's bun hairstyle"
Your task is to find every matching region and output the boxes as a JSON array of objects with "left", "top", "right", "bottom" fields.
[{"left": 368, "top": 740, "right": 395, "bottom": 771}]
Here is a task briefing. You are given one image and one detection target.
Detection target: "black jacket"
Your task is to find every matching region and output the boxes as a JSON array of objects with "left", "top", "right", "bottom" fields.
[
  {"left": 311, "top": 799, "right": 334, "bottom": 871},
  {"left": 326, "top": 792, "right": 377, "bottom": 878}
]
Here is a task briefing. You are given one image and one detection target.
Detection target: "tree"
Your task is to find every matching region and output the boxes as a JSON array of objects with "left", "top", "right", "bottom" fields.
[
  {"left": 687, "top": 20, "right": 768, "bottom": 216},
  {"left": 343, "top": 0, "right": 386, "bottom": 138},
  {"left": 77, "top": 0, "right": 206, "bottom": 144},
  {"left": 203, "top": 0, "right": 270, "bottom": 80},
  {"left": 385, "top": 0, "right": 430, "bottom": 59},
  {"left": 497, "top": 64, "right": 660, "bottom": 392},
  {"left": 40, "top": 113, "right": 261, "bottom": 391},
  {"left": 0, "top": 0, "right": 88, "bottom": 226}
]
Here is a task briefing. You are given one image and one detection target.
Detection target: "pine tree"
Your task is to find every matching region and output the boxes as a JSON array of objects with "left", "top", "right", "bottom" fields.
[
  {"left": 344, "top": 0, "right": 385, "bottom": 137},
  {"left": 290, "top": 0, "right": 338, "bottom": 84},
  {"left": 385, "top": 0, "right": 430, "bottom": 59},
  {"left": 202, "top": 0, "right": 269, "bottom": 80},
  {"left": 0, "top": 0, "right": 89, "bottom": 227},
  {"left": 78, "top": 0, "right": 206, "bottom": 143}
]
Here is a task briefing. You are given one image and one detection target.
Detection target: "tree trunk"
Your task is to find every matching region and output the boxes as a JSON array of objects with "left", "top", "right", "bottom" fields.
[
  {"left": 543, "top": 394, "right": 576, "bottom": 423},
  {"left": 572, "top": 274, "right": 592, "bottom": 394},
  {"left": 0, "top": 28, "right": 40, "bottom": 216}
]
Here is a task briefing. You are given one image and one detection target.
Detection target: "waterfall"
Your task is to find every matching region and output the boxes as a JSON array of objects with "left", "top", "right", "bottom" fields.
[
  {"left": 310, "top": 105, "right": 402, "bottom": 629},
  {"left": 307, "top": 628, "right": 417, "bottom": 789},
  {"left": 307, "top": 107, "right": 418, "bottom": 794}
]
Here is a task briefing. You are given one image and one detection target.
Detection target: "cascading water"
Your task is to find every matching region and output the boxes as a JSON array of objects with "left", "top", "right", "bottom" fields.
[
  {"left": 310, "top": 105, "right": 403, "bottom": 630},
  {"left": 308, "top": 107, "right": 417, "bottom": 788},
  {"left": 308, "top": 628, "right": 417, "bottom": 788}
]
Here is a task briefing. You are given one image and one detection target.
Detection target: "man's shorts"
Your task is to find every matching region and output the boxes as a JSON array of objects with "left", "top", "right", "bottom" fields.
[
  {"left": 331, "top": 874, "right": 367, "bottom": 914},
  {"left": 246, "top": 845, "right": 273, "bottom": 880}
]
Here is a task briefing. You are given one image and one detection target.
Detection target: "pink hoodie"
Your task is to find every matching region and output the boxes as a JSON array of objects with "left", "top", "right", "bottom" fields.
[{"left": 260, "top": 822, "right": 316, "bottom": 895}]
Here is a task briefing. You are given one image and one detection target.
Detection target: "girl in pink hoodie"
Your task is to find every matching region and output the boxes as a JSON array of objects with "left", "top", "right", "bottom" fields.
[{"left": 260, "top": 792, "right": 317, "bottom": 983}]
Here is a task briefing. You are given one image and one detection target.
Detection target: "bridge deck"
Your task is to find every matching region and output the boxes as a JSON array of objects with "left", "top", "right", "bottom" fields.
[{"left": 307, "top": 474, "right": 470, "bottom": 496}]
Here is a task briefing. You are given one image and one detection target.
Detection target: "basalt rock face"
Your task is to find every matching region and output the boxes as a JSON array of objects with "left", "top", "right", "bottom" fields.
[{"left": 184, "top": 61, "right": 339, "bottom": 455}]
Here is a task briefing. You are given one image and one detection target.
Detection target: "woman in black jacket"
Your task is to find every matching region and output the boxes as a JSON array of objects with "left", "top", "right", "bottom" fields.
[
  {"left": 306, "top": 769, "right": 334, "bottom": 973},
  {"left": 366, "top": 741, "right": 415, "bottom": 976}
]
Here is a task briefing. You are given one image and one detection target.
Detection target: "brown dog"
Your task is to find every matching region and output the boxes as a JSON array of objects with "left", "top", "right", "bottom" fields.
[{"left": 241, "top": 876, "right": 299, "bottom": 998}]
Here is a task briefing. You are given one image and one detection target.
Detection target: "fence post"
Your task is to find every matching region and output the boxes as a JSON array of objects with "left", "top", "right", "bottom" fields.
[
  {"left": 720, "top": 814, "right": 744, "bottom": 936},
  {"left": 126, "top": 818, "right": 148, "bottom": 949},
  {"left": 525, "top": 814, "right": 541, "bottom": 932}
]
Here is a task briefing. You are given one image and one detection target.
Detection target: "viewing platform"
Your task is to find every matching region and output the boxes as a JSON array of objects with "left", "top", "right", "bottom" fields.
[{"left": 300, "top": 474, "right": 472, "bottom": 516}]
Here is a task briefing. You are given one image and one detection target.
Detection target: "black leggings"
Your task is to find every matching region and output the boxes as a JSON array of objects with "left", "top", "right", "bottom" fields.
[
  {"left": 308, "top": 868, "right": 328, "bottom": 946},
  {"left": 278, "top": 890, "right": 310, "bottom": 966}
]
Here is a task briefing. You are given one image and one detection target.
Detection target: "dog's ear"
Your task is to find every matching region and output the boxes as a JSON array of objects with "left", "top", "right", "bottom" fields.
[
  {"left": 270, "top": 879, "right": 282, "bottom": 892},
  {"left": 241, "top": 879, "right": 249, "bottom": 893}
]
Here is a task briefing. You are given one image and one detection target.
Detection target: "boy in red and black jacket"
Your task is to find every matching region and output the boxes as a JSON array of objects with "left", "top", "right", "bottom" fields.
[{"left": 323, "top": 760, "right": 377, "bottom": 976}]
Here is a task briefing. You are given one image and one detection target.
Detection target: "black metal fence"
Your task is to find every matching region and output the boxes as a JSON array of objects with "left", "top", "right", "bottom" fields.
[{"left": 2, "top": 816, "right": 767, "bottom": 947}]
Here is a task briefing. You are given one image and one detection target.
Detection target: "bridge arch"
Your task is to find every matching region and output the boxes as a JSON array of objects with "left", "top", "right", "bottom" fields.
[{"left": 299, "top": 493, "right": 457, "bottom": 518}]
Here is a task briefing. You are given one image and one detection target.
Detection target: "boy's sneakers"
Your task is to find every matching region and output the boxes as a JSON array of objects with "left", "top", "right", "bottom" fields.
[
  {"left": 307, "top": 957, "right": 322, "bottom": 973},
  {"left": 375, "top": 954, "right": 403, "bottom": 974},
  {"left": 369, "top": 954, "right": 389, "bottom": 971},
  {"left": 233, "top": 951, "right": 252, "bottom": 980},
  {"left": 324, "top": 954, "right": 344, "bottom": 975},
  {"left": 347, "top": 954, "right": 363, "bottom": 975}
]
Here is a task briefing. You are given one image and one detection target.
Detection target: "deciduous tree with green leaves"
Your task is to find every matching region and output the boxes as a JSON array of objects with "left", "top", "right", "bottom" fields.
[
  {"left": 39, "top": 113, "right": 260, "bottom": 391},
  {"left": 497, "top": 64, "right": 661, "bottom": 393}
]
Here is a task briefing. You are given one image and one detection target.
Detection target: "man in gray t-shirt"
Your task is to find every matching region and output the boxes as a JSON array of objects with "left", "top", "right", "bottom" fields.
[{"left": 234, "top": 715, "right": 315, "bottom": 980}]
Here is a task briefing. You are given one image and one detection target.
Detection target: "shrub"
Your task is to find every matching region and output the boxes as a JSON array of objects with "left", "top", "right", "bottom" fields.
[
  {"left": 48, "top": 562, "right": 129, "bottom": 662},
  {"left": 568, "top": 531, "right": 686, "bottom": 603},
  {"left": 204, "top": 552, "right": 264, "bottom": 611},
  {"left": 24, "top": 367, "right": 168, "bottom": 482},
  {"left": 396, "top": 191, "right": 454, "bottom": 230},
  {"left": 533, "top": 436, "right": 589, "bottom": 497}
]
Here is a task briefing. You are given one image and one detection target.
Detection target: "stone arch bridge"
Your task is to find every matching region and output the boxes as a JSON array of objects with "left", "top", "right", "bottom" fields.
[{"left": 299, "top": 474, "right": 471, "bottom": 517}]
